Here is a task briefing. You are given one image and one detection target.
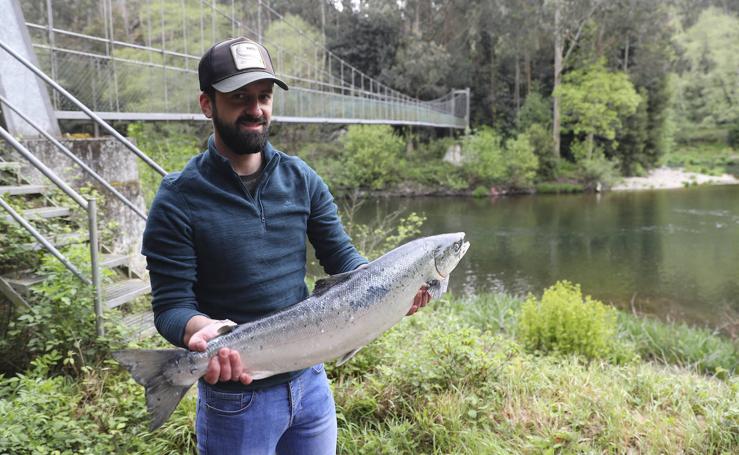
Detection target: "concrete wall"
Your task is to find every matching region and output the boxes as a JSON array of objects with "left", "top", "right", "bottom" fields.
[{"left": 18, "top": 137, "right": 148, "bottom": 275}]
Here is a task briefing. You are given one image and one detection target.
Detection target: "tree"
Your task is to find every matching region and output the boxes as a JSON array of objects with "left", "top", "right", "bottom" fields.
[
  {"left": 672, "top": 7, "right": 739, "bottom": 136},
  {"left": 555, "top": 60, "right": 641, "bottom": 159}
]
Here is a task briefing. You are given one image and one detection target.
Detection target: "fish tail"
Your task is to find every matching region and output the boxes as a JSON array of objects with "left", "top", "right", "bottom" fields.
[{"left": 113, "top": 349, "right": 194, "bottom": 431}]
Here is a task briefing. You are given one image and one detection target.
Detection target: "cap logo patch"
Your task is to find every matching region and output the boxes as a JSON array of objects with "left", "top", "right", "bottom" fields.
[{"left": 230, "top": 42, "right": 266, "bottom": 70}]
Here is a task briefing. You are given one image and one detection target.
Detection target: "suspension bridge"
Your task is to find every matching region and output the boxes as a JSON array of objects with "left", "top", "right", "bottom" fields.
[{"left": 5, "top": 0, "right": 470, "bottom": 129}]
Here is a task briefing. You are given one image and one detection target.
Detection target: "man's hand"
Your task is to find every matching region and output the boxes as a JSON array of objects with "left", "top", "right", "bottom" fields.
[
  {"left": 185, "top": 316, "right": 253, "bottom": 385},
  {"left": 407, "top": 284, "right": 431, "bottom": 316}
]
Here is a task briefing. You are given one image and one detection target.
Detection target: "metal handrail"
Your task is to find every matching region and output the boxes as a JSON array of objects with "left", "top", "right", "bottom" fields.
[
  {"left": 0, "top": 196, "right": 89, "bottom": 284},
  {"left": 0, "top": 38, "right": 168, "bottom": 177},
  {"left": 0, "top": 126, "right": 87, "bottom": 209},
  {"left": 0, "top": 125, "right": 104, "bottom": 334},
  {"left": 0, "top": 95, "right": 147, "bottom": 221}
]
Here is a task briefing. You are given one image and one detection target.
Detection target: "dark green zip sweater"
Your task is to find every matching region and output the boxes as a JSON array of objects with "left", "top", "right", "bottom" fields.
[{"left": 142, "top": 136, "right": 366, "bottom": 389}]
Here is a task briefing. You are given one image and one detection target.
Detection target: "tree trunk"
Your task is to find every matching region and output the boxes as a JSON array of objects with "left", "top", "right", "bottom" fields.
[
  {"left": 524, "top": 47, "right": 532, "bottom": 97},
  {"left": 623, "top": 35, "right": 630, "bottom": 72},
  {"left": 553, "top": 0, "right": 562, "bottom": 158},
  {"left": 514, "top": 50, "right": 521, "bottom": 115},
  {"left": 490, "top": 36, "right": 497, "bottom": 124}
]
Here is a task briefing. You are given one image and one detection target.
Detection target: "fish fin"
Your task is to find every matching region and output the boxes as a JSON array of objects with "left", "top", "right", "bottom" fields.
[
  {"left": 113, "top": 349, "right": 194, "bottom": 431},
  {"left": 336, "top": 347, "right": 363, "bottom": 366},
  {"left": 313, "top": 268, "right": 362, "bottom": 296},
  {"left": 427, "top": 277, "right": 449, "bottom": 300}
]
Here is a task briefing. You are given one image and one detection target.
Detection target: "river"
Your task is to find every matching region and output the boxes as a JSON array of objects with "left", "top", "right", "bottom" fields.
[{"left": 344, "top": 184, "right": 739, "bottom": 331}]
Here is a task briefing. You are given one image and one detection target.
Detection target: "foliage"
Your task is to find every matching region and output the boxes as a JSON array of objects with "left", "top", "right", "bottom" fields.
[
  {"left": 382, "top": 39, "right": 451, "bottom": 99},
  {"left": 331, "top": 295, "right": 737, "bottom": 454},
  {"left": 662, "top": 143, "right": 737, "bottom": 176},
  {"left": 333, "top": 125, "right": 405, "bottom": 190},
  {"left": 127, "top": 122, "right": 206, "bottom": 206},
  {"left": 556, "top": 60, "right": 641, "bottom": 157},
  {"left": 729, "top": 120, "right": 739, "bottom": 150},
  {"left": 0, "top": 219, "right": 40, "bottom": 274},
  {"left": 471, "top": 186, "right": 489, "bottom": 198},
  {"left": 516, "top": 90, "right": 551, "bottom": 132},
  {"left": 525, "top": 123, "right": 557, "bottom": 180},
  {"left": 503, "top": 133, "right": 539, "bottom": 189},
  {"left": 617, "top": 313, "right": 738, "bottom": 377},
  {"left": 1, "top": 288, "right": 737, "bottom": 453},
  {"left": 517, "top": 281, "right": 623, "bottom": 361},
  {"left": 575, "top": 147, "right": 621, "bottom": 190},
  {"left": 462, "top": 127, "right": 506, "bottom": 185},
  {"left": 616, "top": 88, "right": 651, "bottom": 176},
  {"left": 672, "top": 8, "right": 739, "bottom": 134},
  {"left": 339, "top": 194, "right": 425, "bottom": 260},
  {"left": 264, "top": 14, "right": 325, "bottom": 81},
  {"left": 534, "top": 182, "right": 584, "bottom": 194},
  {"left": 0, "top": 246, "right": 123, "bottom": 375}
]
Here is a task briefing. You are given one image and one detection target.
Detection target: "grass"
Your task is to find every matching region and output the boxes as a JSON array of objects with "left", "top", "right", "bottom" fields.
[
  {"left": 330, "top": 294, "right": 738, "bottom": 454},
  {"left": 662, "top": 142, "right": 738, "bottom": 176},
  {"left": 1, "top": 292, "right": 736, "bottom": 454}
]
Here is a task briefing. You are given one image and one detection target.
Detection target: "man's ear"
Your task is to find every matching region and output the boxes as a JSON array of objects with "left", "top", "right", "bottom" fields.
[{"left": 199, "top": 92, "right": 213, "bottom": 118}]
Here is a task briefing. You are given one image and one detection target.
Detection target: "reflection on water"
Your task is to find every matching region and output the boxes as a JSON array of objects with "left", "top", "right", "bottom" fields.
[{"left": 340, "top": 185, "right": 739, "bottom": 331}]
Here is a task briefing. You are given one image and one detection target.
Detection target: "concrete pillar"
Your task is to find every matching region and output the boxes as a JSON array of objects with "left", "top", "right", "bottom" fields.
[{"left": 0, "top": 0, "right": 60, "bottom": 137}]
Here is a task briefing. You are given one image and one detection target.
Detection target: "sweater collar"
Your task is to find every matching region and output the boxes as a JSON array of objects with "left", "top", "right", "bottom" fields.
[{"left": 205, "top": 134, "right": 277, "bottom": 171}]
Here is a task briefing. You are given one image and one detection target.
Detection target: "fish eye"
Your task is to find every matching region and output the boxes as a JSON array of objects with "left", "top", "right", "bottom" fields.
[{"left": 453, "top": 241, "right": 461, "bottom": 252}]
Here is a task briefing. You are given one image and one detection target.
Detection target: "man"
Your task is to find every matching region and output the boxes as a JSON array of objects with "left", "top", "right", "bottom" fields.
[{"left": 142, "top": 37, "right": 430, "bottom": 454}]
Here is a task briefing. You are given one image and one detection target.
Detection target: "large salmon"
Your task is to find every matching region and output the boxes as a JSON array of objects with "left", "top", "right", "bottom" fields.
[{"left": 114, "top": 232, "right": 469, "bottom": 430}]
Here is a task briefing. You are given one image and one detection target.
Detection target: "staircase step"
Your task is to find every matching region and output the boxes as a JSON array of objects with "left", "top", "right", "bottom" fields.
[
  {"left": 4, "top": 274, "right": 45, "bottom": 294},
  {"left": 104, "top": 278, "right": 150, "bottom": 309},
  {"left": 3, "top": 206, "right": 71, "bottom": 222},
  {"left": 22, "top": 232, "right": 86, "bottom": 250},
  {"left": 121, "top": 310, "right": 157, "bottom": 341},
  {"left": 0, "top": 162, "right": 21, "bottom": 172},
  {"left": 100, "top": 253, "right": 129, "bottom": 269},
  {"left": 0, "top": 184, "right": 45, "bottom": 195}
]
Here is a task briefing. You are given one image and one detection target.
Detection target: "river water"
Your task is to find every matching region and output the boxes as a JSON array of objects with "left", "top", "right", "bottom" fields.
[{"left": 346, "top": 185, "right": 739, "bottom": 330}]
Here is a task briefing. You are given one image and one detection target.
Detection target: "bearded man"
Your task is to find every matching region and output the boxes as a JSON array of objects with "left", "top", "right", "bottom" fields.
[{"left": 142, "top": 37, "right": 430, "bottom": 454}]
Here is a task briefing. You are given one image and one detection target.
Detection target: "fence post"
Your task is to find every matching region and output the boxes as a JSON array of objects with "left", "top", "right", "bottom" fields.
[{"left": 88, "top": 198, "right": 104, "bottom": 337}]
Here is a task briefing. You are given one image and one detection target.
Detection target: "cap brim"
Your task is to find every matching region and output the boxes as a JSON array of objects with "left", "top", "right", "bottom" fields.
[{"left": 212, "top": 71, "right": 289, "bottom": 92}]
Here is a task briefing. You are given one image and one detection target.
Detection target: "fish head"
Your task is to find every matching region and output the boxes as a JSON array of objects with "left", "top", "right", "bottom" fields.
[{"left": 431, "top": 232, "right": 470, "bottom": 278}]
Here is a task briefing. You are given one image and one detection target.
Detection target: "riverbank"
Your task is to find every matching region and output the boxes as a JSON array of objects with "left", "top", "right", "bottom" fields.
[
  {"left": 1, "top": 291, "right": 736, "bottom": 454},
  {"left": 612, "top": 167, "right": 739, "bottom": 191}
]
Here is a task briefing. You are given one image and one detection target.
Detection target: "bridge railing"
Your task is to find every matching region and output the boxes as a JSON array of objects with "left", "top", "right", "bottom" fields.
[{"left": 20, "top": 0, "right": 469, "bottom": 128}]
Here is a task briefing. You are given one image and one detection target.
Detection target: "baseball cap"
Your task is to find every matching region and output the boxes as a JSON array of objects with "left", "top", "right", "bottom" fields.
[{"left": 198, "top": 37, "right": 288, "bottom": 93}]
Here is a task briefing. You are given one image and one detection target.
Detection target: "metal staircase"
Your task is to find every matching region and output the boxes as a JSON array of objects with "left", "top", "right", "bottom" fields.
[{"left": 0, "top": 40, "right": 166, "bottom": 340}]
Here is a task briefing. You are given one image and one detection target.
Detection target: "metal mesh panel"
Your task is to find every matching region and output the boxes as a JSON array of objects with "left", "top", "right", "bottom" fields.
[{"left": 22, "top": 0, "right": 469, "bottom": 128}]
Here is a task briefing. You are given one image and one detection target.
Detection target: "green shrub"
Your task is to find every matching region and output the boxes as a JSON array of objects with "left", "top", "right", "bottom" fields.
[
  {"left": 1, "top": 246, "right": 123, "bottom": 375},
  {"left": 462, "top": 127, "right": 506, "bottom": 185},
  {"left": 576, "top": 152, "right": 620, "bottom": 190},
  {"left": 526, "top": 123, "right": 557, "bottom": 179},
  {"left": 337, "top": 125, "right": 405, "bottom": 190},
  {"left": 504, "top": 133, "right": 539, "bottom": 188},
  {"left": 471, "top": 185, "right": 489, "bottom": 198},
  {"left": 517, "top": 281, "right": 620, "bottom": 360}
]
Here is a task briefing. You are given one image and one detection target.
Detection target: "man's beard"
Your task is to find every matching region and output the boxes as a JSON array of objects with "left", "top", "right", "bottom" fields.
[{"left": 212, "top": 105, "right": 269, "bottom": 155}]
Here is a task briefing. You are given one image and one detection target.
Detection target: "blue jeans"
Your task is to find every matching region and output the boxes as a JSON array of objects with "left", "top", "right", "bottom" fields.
[{"left": 196, "top": 364, "right": 337, "bottom": 455}]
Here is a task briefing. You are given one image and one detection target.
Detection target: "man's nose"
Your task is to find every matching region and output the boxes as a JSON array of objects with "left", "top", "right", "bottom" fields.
[{"left": 244, "top": 98, "right": 262, "bottom": 117}]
